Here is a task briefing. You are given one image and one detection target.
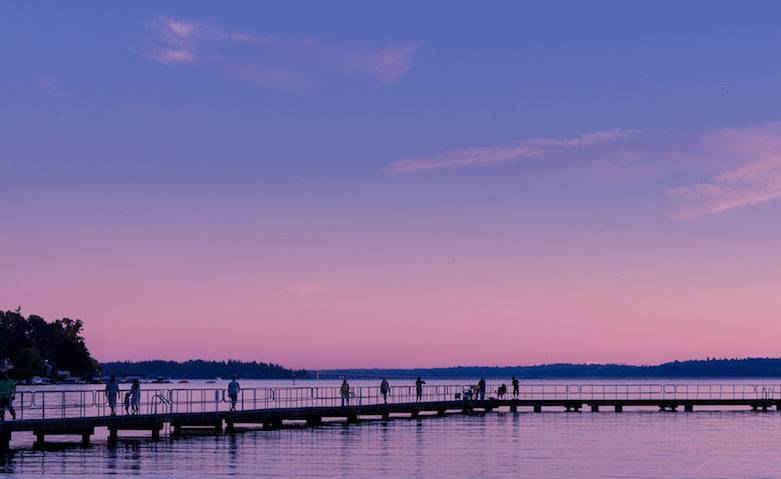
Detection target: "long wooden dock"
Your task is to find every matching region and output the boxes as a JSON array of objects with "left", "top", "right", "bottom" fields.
[{"left": 2, "top": 383, "right": 780, "bottom": 451}]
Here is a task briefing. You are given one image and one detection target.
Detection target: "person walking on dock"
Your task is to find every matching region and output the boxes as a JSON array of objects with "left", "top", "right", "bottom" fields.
[
  {"left": 415, "top": 377, "right": 426, "bottom": 401},
  {"left": 340, "top": 380, "right": 351, "bottom": 407},
  {"left": 130, "top": 379, "right": 141, "bottom": 415},
  {"left": 228, "top": 376, "right": 241, "bottom": 411},
  {"left": 0, "top": 373, "right": 16, "bottom": 421},
  {"left": 478, "top": 378, "right": 486, "bottom": 401},
  {"left": 512, "top": 377, "right": 519, "bottom": 397},
  {"left": 105, "top": 375, "right": 120, "bottom": 415},
  {"left": 380, "top": 378, "right": 390, "bottom": 404}
]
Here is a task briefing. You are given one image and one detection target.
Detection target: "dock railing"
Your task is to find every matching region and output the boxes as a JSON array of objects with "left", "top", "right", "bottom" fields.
[{"left": 5, "top": 383, "right": 781, "bottom": 421}]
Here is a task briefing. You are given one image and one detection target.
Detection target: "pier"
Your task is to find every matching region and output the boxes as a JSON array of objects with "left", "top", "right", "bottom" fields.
[{"left": 2, "top": 383, "right": 780, "bottom": 452}]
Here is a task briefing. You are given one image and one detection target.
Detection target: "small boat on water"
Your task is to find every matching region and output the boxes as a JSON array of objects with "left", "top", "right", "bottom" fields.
[{"left": 178, "top": 379, "right": 189, "bottom": 384}]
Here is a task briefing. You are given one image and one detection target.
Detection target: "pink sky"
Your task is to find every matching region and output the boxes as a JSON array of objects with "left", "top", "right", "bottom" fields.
[{"left": 5, "top": 5, "right": 781, "bottom": 369}]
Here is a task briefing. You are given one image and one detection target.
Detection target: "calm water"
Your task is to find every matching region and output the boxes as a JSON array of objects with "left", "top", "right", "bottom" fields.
[{"left": 2, "top": 380, "right": 781, "bottom": 478}]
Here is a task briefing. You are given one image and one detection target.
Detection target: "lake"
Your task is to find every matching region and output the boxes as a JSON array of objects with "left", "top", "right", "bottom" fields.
[{"left": 2, "top": 379, "right": 780, "bottom": 478}]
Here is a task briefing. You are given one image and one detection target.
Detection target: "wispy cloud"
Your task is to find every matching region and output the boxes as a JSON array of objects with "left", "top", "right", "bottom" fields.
[
  {"left": 387, "top": 122, "right": 781, "bottom": 219},
  {"left": 666, "top": 122, "right": 781, "bottom": 219},
  {"left": 139, "top": 16, "right": 419, "bottom": 85},
  {"left": 33, "top": 74, "right": 64, "bottom": 97},
  {"left": 385, "top": 129, "right": 635, "bottom": 174}
]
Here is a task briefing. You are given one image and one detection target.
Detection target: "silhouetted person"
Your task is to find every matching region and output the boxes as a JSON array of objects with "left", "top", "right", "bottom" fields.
[
  {"left": 512, "top": 377, "right": 519, "bottom": 397},
  {"left": 415, "top": 376, "right": 426, "bottom": 401},
  {"left": 463, "top": 386, "right": 473, "bottom": 401},
  {"left": 380, "top": 378, "right": 390, "bottom": 404},
  {"left": 341, "top": 380, "right": 350, "bottom": 407},
  {"left": 123, "top": 392, "right": 131, "bottom": 414},
  {"left": 130, "top": 379, "right": 141, "bottom": 414},
  {"left": 105, "top": 375, "right": 119, "bottom": 415},
  {"left": 498, "top": 384, "right": 507, "bottom": 398},
  {"left": 228, "top": 376, "right": 241, "bottom": 411},
  {"left": 0, "top": 373, "right": 16, "bottom": 420},
  {"left": 478, "top": 378, "right": 486, "bottom": 401}
]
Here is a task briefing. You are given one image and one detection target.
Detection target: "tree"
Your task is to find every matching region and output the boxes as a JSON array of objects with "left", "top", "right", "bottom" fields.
[
  {"left": 14, "top": 347, "right": 45, "bottom": 378},
  {"left": 0, "top": 309, "right": 100, "bottom": 380}
]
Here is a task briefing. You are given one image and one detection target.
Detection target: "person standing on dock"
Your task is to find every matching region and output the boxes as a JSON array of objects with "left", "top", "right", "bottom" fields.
[
  {"left": 0, "top": 373, "right": 16, "bottom": 421},
  {"left": 497, "top": 384, "right": 507, "bottom": 398},
  {"left": 130, "top": 379, "right": 141, "bottom": 414},
  {"left": 228, "top": 376, "right": 241, "bottom": 411},
  {"left": 512, "top": 377, "right": 519, "bottom": 397},
  {"left": 380, "top": 378, "right": 390, "bottom": 404},
  {"left": 105, "top": 375, "right": 120, "bottom": 415},
  {"left": 340, "top": 380, "right": 351, "bottom": 406},
  {"left": 478, "top": 378, "right": 486, "bottom": 401},
  {"left": 415, "top": 376, "right": 426, "bottom": 401}
]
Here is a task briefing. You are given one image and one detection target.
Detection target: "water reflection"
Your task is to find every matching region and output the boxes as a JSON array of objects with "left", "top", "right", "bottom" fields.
[{"left": 3, "top": 412, "right": 781, "bottom": 477}]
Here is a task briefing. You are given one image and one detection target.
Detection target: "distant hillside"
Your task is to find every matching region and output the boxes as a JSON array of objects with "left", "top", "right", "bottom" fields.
[
  {"left": 100, "top": 360, "right": 310, "bottom": 379},
  {"left": 318, "top": 358, "right": 781, "bottom": 379}
]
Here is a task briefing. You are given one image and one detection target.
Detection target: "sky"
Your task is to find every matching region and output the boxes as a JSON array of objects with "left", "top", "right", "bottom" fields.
[{"left": 3, "top": 1, "right": 781, "bottom": 369}]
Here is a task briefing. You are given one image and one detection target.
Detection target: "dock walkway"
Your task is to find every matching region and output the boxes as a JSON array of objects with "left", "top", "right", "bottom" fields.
[{"left": 2, "top": 383, "right": 780, "bottom": 451}]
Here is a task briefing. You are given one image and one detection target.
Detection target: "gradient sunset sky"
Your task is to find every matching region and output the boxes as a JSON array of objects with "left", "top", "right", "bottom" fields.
[{"left": 3, "top": 2, "right": 781, "bottom": 369}]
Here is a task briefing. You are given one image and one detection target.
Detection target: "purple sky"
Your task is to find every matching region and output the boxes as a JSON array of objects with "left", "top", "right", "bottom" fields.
[{"left": 3, "top": 2, "right": 781, "bottom": 368}]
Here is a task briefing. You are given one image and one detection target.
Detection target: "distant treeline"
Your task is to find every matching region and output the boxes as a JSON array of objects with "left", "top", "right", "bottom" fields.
[
  {"left": 318, "top": 358, "right": 781, "bottom": 379},
  {"left": 100, "top": 360, "right": 310, "bottom": 379}
]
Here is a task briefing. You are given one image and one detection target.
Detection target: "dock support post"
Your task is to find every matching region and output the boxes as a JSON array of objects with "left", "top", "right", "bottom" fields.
[
  {"left": 382, "top": 411, "right": 390, "bottom": 420},
  {"left": 108, "top": 428, "right": 118, "bottom": 444},
  {"left": 151, "top": 428, "right": 161, "bottom": 440},
  {"left": 35, "top": 433, "right": 45, "bottom": 448},
  {"left": 614, "top": 404, "right": 623, "bottom": 413},
  {"left": 0, "top": 432, "right": 10, "bottom": 453},
  {"left": 510, "top": 403, "right": 518, "bottom": 413},
  {"left": 410, "top": 410, "right": 419, "bottom": 419},
  {"left": 684, "top": 404, "right": 693, "bottom": 412},
  {"left": 81, "top": 431, "right": 91, "bottom": 446},
  {"left": 590, "top": 404, "right": 599, "bottom": 412},
  {"left": 226, "top": 421, "right": 235, "bottom": 433},
  {"left": 306, "top": 417, "right": 322, "bottom": 426},
  {"left": 752, "top": 404, "right": 759, "bottom": 412},
  {"left": 437, "top": 409, "right": 446, "bottom": 417},
  {"left": 533, "top": 404, "right": 542, "bottom": 413},
  {"left": 214, "top": 422, "right": 223, "bottom": 434}
]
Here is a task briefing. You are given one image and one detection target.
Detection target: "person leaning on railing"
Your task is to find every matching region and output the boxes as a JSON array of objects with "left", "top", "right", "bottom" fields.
[{"left": 0, "top": 373, "right": 16, "bottom": 420}]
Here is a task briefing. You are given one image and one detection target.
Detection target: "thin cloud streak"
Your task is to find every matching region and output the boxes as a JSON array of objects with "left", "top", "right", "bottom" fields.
[
  {"left": 140, "top": 16, "right": 419, "bottom": 85},
  {"left": 667, "top": 122, "right": 781, "bottom": 219},
  {"left": 33, "top": 75, "right": 64, "bottom": 97},
  {"left": 388, "top": 122, "right": 781, "bottom": 219},
  {"left": 385, "top": 129, "right": 636, "bottom": 174}
]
